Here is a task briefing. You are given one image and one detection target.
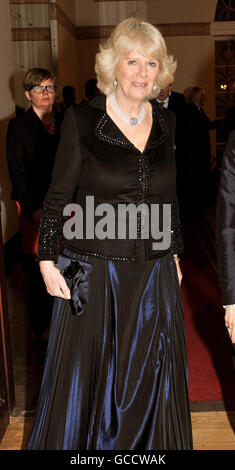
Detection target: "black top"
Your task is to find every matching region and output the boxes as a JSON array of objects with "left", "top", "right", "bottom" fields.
[
  {"left": 6, "top": 106, "right": 62, "bottom": 217},
  {"left": 187, "top": 103, "right": 221, "bottom": 171},
  {"left": 38, "top": 94, "right": 183, "bottom": 263},
  {"left": 168, "top": 91, "right": 188, "bottom": 139},
  {"left": 216, "top": 130, "right": 235, "bottom": 304}
]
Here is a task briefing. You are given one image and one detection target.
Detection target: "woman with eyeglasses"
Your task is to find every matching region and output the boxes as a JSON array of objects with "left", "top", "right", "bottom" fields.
[{"left": 6, "top": 68, "right": 62, "bottom": 343}]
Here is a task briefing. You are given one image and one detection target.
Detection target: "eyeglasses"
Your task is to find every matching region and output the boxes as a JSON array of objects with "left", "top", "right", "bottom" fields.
[{"left": 31, "top": 85, "right": 57, "bottom": 94}]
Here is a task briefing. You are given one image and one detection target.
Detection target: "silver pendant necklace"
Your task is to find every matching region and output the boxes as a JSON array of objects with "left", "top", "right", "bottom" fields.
[{"left": 109, "top": 92, "right": 145, "bottom": 126}]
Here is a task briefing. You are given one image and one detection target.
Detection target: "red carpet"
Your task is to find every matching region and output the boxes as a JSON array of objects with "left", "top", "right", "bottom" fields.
[{"left": 181, "top": 217, "right": 235, "bottom": 407}]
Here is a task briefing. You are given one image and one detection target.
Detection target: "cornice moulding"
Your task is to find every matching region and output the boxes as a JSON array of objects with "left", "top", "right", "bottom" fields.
[
  {"left": 211, "top": 21, "right": 235, "bottom": 36},
  {"left": 11, "top": 2, "right": 212, "bottom": 42},
  {"left": 11, "top": 27, "right": 50, "bottom": 41},
  {"left": 10, "top": 0, "right": 49, "bottom": 4}
]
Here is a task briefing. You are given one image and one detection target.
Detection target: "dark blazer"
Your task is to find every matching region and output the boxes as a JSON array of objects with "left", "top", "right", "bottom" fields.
[
  {"left": 152, "top": 91, "right": 188, "bottom": 150},
  {"left": 168, "top": 91, "right": 186, "bottom": 111},
  {"left": 38, "top": 95, "right": 183, "bottom": 263},
  {"left": 168, "top": 91, "right": 191, "bottom": 167},
  {"left": 216, "top": 130, "right": 235, "bottom": 305},
  {"left": 152, "top": 92, "right": 190, "bottom": 169},
  {"left": 187, "top": 103, "right": 221, "bottom": 173},
  {"left": 6, "top": 106, "right": 62, "bottom": 218}
]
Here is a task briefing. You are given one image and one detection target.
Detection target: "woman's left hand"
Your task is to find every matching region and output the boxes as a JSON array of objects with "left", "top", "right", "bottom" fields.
[{"left": 174, "top": 257, "right": 183, "bottom": 286}]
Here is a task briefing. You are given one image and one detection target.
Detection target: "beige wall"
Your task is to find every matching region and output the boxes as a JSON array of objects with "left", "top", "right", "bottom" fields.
[
  {"left": 75, "top": 0, "right": 147, "bottom": 26},
  {"left": 75, "top": 0, "right": 218, "bottom": 25},
  {"left": 146, "top": 0, "right": 217, "bottom": 23},
  {"left": 10, "top": 3, "right": 49, "bottom": 28},
  {"left": 165, "top": 35, "right": 215, "bottom": 110},
  {"left": 56, "top": 21, "right": 81, "bottom": 102},
  {"left": 76, "top": 39, "right": 100, "bottom": 102},
  {"left": 57, "top": 0, "right": 76, "bottom": 23},
  {"left": 0, "top": 0, "right": 18, "bottom": 244}
]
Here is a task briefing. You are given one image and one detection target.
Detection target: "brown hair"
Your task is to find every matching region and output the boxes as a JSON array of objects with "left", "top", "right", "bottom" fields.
[{"left": 23, "top": 67, "right": 57, "bottom": 91}]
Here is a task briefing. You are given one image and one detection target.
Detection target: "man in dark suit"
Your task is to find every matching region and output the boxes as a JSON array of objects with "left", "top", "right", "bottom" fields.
[
  {"left": 187, "top": 87, "right": 223, "bottom": 214},
  {"left": 156, "top": 83, "right": 191, "bottom": 219},
  {"left": 157, "top": 84, "right": 189, "bottom": 155},
  {"left": 216, "top": 130, "right": 235, "bottom": 366}
]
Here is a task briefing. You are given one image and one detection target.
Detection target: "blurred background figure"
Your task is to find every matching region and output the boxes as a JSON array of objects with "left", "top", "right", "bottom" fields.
[
  {"left": 6, "top": 67, "right": 62, "bottom": 344},
  {"left": 187, "top": 86, "right": 223, "bottom": 215},
  {"left": 58, "top": 85, "right": 76, "bottom": 118},
  {"left": 81, "top": 78, "right": 100, "bottom": 104},
  {"left": 156, "top": 83, "right": 191, "bottom": 220}
]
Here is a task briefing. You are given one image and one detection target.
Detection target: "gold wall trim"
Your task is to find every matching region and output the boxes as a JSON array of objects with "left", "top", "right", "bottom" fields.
[
  {"left": 93, "top": 0, "right": 142, "bottom": 1},
  {"left": 11, "top": 22, "right": 211, "bottom": 42},
  {"left": 76, "top": 25, "right": 113, "bottom": 40},
  {"left": 10, "top": 0, "right": 49, "bottom": 4},
  {"left": 157, "top": 22, "right": 210, "bottom": 37},
  {"left": 76, "top": 22, "right": 211, "bottom": 40},
  {"left": 11, "top": 27, "right": 50, "bottom": 41}
]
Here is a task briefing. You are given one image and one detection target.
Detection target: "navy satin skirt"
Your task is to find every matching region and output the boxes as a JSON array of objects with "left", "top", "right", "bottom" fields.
[{"left": 28, "top": 250, "right": 193, "bottom": 450}]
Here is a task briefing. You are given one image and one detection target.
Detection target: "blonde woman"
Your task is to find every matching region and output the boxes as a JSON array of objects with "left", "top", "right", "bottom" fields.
[{"left": 28, "top": 18, "right": 192, "bottom": 450}]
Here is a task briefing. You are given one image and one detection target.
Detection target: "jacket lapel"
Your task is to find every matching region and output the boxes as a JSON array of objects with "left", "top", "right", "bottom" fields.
[{"left": 91, "top": 94, "right": 169, "bottom": 152}]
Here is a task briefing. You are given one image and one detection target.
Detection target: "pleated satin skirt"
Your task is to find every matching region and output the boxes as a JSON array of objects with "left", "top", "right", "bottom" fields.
[{"left": 27, "top": 250, "right": 193, "bottom": 450}]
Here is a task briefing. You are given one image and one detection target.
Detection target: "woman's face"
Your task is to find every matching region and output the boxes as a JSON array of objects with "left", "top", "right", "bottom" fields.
[
  {"left": 115, "top": 49, "right": 159, "bottom": 103},
  {"left": 25, "top": 78, "right": 56, "bottom": 112}
]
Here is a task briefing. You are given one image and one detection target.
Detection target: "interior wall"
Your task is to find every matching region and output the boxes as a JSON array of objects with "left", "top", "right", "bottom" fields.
[
  {"left": 75, "top": 0, "right": 217, "bottom": 25},
  {"left": 165, "top": 35, "right": 215, "bottom": 112},
  {"left": 0, "top": 0, "right": 18, "bottom": 244},
  {"left": 56, "top": 21, "right": 81, "bottom": 102},
  {"left": 56, "top": 0, "right": 76, "bottom": 23},
  {"left": 75, "top": 39, "right": 100, "bottom": 102},
  {"left": 75, "top": 0, "right": 147, "bottom": 26},
  {"left": 146, "top": 0, "right": 218, "bottom": 23}
]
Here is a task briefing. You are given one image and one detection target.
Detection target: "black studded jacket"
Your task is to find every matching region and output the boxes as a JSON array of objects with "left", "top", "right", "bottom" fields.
[{"left": 38, "top": 94, "right": 183, "bottom": 263}]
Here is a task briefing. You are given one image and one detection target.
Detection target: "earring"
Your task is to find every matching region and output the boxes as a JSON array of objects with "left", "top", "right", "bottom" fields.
[
  {"left": 114, "top": 78, "right": 118, "bottom": 86},
  {"left": 153, "top": 83, "right": 158, "bottom": 91}
]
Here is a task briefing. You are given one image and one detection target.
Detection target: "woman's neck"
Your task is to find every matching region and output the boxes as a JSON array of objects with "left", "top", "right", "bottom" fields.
[
  {"left": 114, "top": 88, "right": 143, "bottom": 117},
  {"left": 32, "top": 105, "right": 53, "bottom": 122}
]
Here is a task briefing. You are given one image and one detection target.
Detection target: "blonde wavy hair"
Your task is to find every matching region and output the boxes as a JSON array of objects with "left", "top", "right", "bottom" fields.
[{"left": 95, "top": 17, "right": 177, "bottom": 100}]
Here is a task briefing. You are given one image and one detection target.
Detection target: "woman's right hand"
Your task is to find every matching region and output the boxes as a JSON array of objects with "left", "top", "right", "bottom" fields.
[
  {"left": 225, "top": 306, "right": 235, "bottom": 344},
  {"left": 39, "top": 260, "right": 71, "bottom": 300}
]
